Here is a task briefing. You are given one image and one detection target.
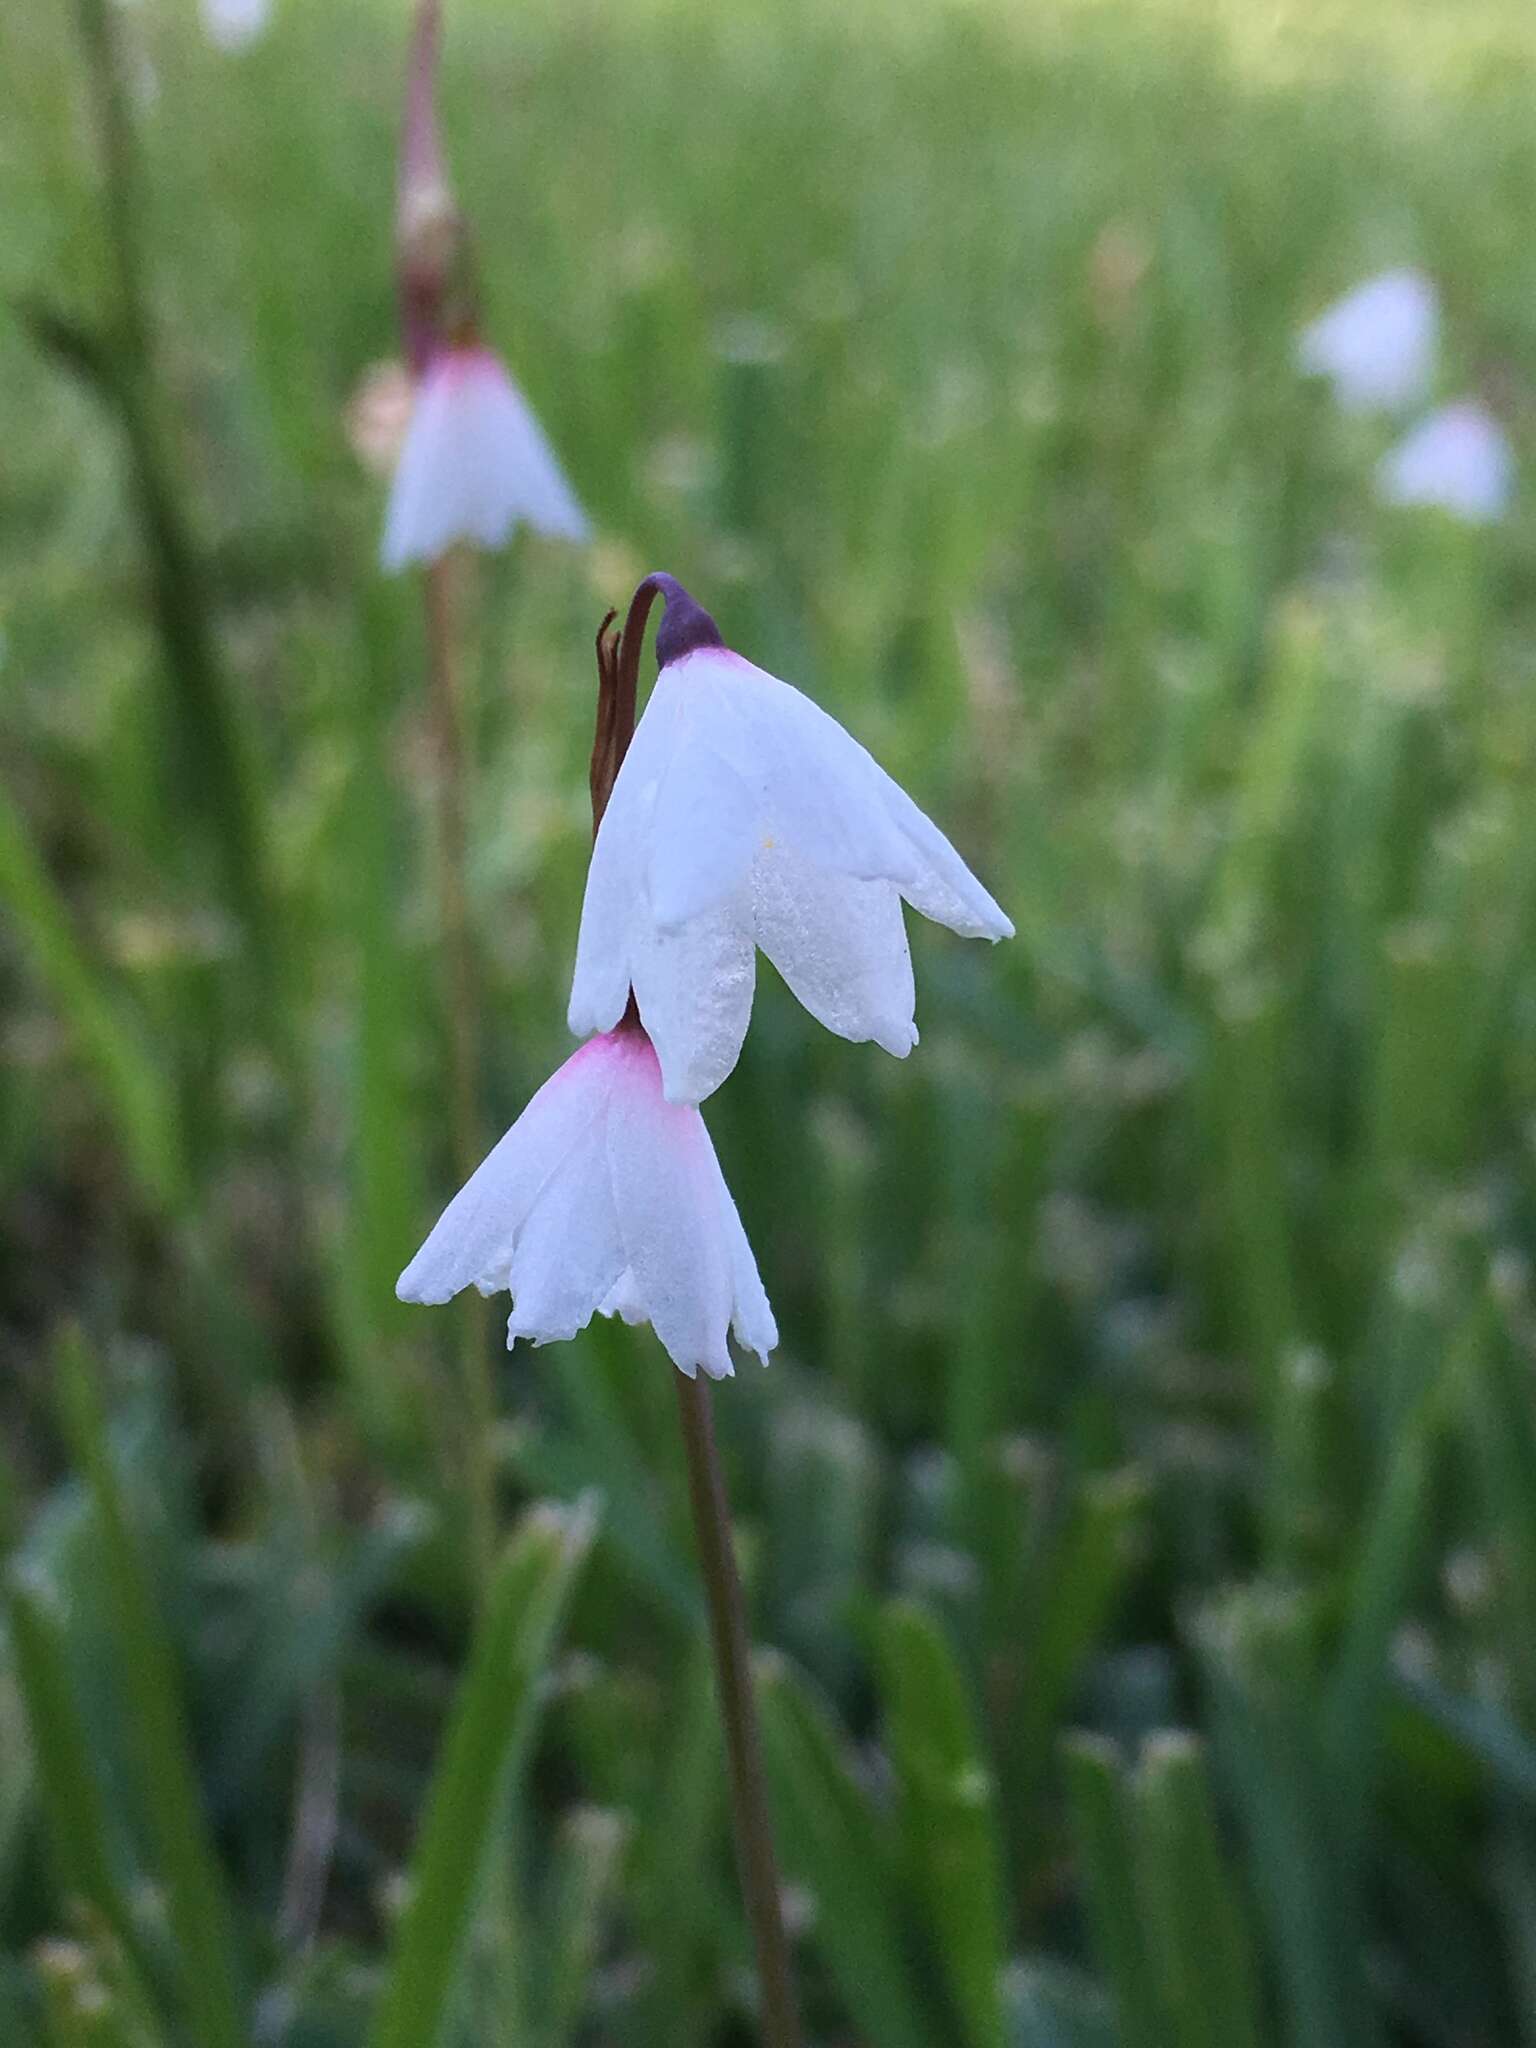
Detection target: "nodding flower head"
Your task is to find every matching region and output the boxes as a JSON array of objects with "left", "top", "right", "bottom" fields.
[
  {"left": 397, "top": 1023, "right": 776, "bottom": 1380},
  {"left": 1377, "top": 399, "right": 1513, "bottom": 525},
  {"left": 382, "top": 0, "right": 589, "bottom": 566},
  {"left": 380, "top": 345, "right": 590, "bottom": 569},
  {"left": 570, "top": 573, "right": 1013, "bottom": 1105},
  {"left": 1297, "top": 268, "right": 1438, "bottom": 416}
]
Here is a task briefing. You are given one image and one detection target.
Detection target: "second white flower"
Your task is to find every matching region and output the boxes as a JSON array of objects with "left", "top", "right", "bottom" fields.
[{"left": 569, "top": 577, "right": 1013, "bottom": 1104}]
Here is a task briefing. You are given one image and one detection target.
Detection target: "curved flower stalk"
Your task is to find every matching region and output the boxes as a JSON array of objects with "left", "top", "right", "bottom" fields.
[
  {"left": 398, "top": 1023, "right": 776, "bottom": 1379},
  {"left": 1297, "top": 267, "right": 1438, "bottom": 415},
  {"left": 569, "top": 574, "right": 1014, "bottom": 1103},
  {"left": 381, "top": 0, "right": 587, "bottom": 571},
  {"left": 1377, "top": 399, "right": 1513, "bottom": 524},
  {"left": 381, "top": 345, "right": 589, "bottom": 569}
]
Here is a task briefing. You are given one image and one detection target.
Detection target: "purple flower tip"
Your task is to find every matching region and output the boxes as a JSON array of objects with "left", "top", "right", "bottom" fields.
[{"left": 649, "top": 575, "right": 725, "bottom": 667}]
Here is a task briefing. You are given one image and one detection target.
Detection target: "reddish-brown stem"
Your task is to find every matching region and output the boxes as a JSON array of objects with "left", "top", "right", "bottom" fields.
[
  {"left": 592, "top": 579, "right": 801, "bottom": 2039},
  {"left": 589, "top": 574, "right": 667, "bottom": 838},
  {"left": 674, "top": 1374, "right": 803, "bottom": 2048},
  {"left": 424, "top": 555, "right": 478, "bottom": 1180},
  {"left": 424, "top": 553, "right": 494, "bottom": 1596},
  {"left": 589, "top": 573, "right": 806, "bottom": 2031}
]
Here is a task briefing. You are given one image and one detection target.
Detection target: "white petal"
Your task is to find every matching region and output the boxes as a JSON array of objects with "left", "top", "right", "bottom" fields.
[
  {"left": 704, "top": 1150, "right": 778, "bottom": 1365},
  {"left": 646, "top": 718, "right": 761, "bottom": 928},
  {"left": 631, "top": 893, "right": 757, "bottom": 1105},
  {"left": 598, "top": 1268, "right": 646, "bottom": 1324},
  {"left": 504, "top": 1115, "right": 625, "bottom": 1346},
  {"left": 380, "top": 349, "right": 587, "bottom": 571},
  {"left": 1377, "top": 400, "right": 1513, "bottom": 524},
  {"left": 754, "top": 848, "right": 916, "bottom": 1056},
  {"left": 1297, "top": 269, "right": 1438, "bottom": 415},
  {"left": 568, "top": 676, "right": 685, "bottom": 1040},
  {"left": 566, "top": 640, "right": 1011, "bottom": 1098},
  {"left": 682, "top": 651, "right": 918, "bottom": 883},
  {"left": 472, "top": 364, "right": 591, "bottom": 545},
  {"left": 396, "top": 1036, "right": 616, "bottom": 1303},
  {"left": 605, "top": 1036, "right": 737, "bottom": 1379},
  {"left": 872, "top": 764, "right": 1015, "bottom": 939}
]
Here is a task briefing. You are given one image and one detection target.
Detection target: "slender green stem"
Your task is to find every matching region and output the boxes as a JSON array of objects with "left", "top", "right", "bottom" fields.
[
  {"left": 423, "top": 552, "right": 495, "bottom": 1596},
  {"left": 75, "top": 0, "right": 280, "bottom": 994},
  {"left": 674, "top": 1372, "right": 803, "bottom": 2048}
]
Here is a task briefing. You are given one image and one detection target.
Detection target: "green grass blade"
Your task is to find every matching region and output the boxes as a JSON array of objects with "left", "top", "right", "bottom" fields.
[
  {"left": 366, "top": 1497, "right": 598, "bottom": 2048},
  {"left": 536, "top": 1806, "right": 629, "bottom": 2047},
  {"left": 1062, "top": 1735, "right": 1168, "bottom": 2048},
  {"left": 627, "top": 1645, "right": 726, "bottom": 2045},
  {"left": 1004, "top": 1959, "right": 1117, "bottom": 2048},
  {"left": 4, "top": 1577, "right": 141, "bottom": 1968},
  {"left": 1009, "top": 1470, "right": 1146, "bottom": 1864},
  {"left": 54, "top": 1329, "right": 247, "bottom": 2048},
  {"left": 1131, "top": 1733, "right": 1267, "bottom": 2048},
  {"left": 1395, "top": 1665, "right": 1536, "bottom": 1810},
  {"left": 1321, "top": 1303, "right": 1480, "bottom": 1804},
  {"left": 1194, "top": 1588, "right": 1378, "bottom": 2048},
  {"left": 32, "top": 1914, "right": 170, "bottom": 2048},
  {"left": 757, "top": 1651, "right": 941, "bottom": 2048},
  {"left": 767, "top": 1398, "right": 878, "bottom": 1695},
  {"left": 0, "top": 782, "right": 187, "bottom": 1214},
  {"left": 877, "top": 1599, "right": 1007, "bottom": 2048}
]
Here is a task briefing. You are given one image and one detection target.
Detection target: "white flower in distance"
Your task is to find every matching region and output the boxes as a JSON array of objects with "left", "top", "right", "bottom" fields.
[
  {"left": 569, "top": 576, "right": 1014, "bottom": 1105},
  {"left": 380, "top": 345, "right": 589, "bottom": 571},
  {"left": 397, "top": 1025, "right": 775, "bottom": 1379},
  {"left": 1377, "top": 400, "right": 1513, "bottom": 525},
  {"left": 1297, "top": 268, "right": 1438, "bottom": 415},
  {"left": 201, "top": 0, "right": 270, "bottom": 51}
]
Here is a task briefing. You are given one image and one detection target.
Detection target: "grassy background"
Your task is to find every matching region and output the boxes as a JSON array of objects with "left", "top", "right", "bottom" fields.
[{"left": 5, "top": 0, "right": 1536, "bottom": 2042}]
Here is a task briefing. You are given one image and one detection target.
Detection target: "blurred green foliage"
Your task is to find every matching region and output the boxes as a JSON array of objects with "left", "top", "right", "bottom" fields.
[{"left": 5, "top": 0, "right": 1536, "bottom": 2042}]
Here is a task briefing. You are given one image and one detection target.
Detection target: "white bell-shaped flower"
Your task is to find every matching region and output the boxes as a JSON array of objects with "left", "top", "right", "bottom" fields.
[
  {"left": 568, "top": 579, "right": 1013, "bottom": 1105},
  {"left": 380, "top": 344, "right": 589, "bottom": 571},
  {"left": 397, "top": 1024, "right": 775, "bottom": 1379},
  {"left": 1377, "top": 399, "right": 1513, "bottom": 525},
  {"left": 201, "top": 0, "right": 270, "bottom": 51},
  {"left": 1297, "top": 268, "right": 1438, "bottom": 415}
]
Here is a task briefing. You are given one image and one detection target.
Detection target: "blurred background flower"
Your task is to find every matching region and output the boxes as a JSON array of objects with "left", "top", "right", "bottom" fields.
[{"left": 1296, "top": 266, "right": 1439, "bottom": 413}]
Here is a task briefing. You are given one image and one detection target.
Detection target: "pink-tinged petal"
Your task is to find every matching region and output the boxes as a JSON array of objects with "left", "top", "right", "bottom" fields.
[
  {"left": 396, "top": 1034, "right": 618, "bottom": 1303},
  {"left": 754, "top": 848, "right": 917, "bottom": 1057},
  {"left": 604, "top": 1035, "right": 737, "bottom": 1379},
  {"left": 504, "top": 1116, "right": 625, "bottom": 1346},
  {"left": 380, "top": 348, "right": 587, "bottom": 571},
  {"left": 401, "top": 1024, "right": 775, "bottom": 1379}
]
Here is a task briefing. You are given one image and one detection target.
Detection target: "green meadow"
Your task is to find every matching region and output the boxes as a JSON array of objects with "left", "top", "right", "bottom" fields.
[{"left": 6, "top": 0, "right": 1536, "bottom": 2041}]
